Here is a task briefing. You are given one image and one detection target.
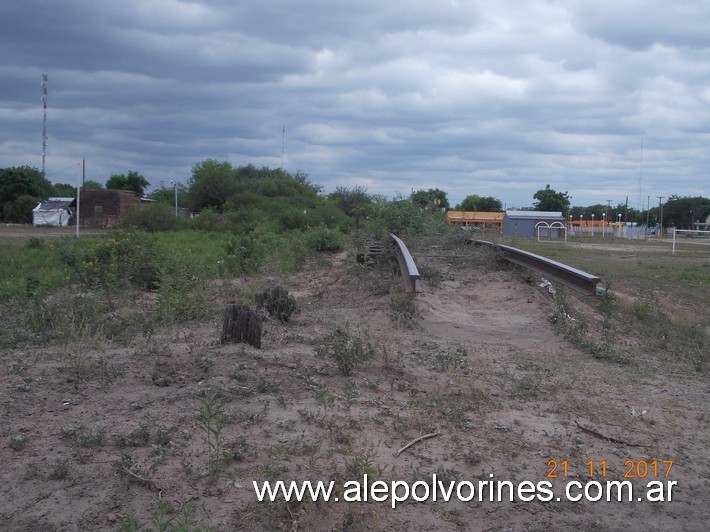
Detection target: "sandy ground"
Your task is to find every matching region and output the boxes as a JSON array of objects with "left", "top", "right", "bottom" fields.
[{"left": 1, "top": 244, "right": 708, "bottom": 531}]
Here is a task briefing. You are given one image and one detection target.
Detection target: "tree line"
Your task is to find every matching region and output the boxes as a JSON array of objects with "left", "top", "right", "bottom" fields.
[{"left": 1, "top": 163, "right": 707, "bottom": 230}]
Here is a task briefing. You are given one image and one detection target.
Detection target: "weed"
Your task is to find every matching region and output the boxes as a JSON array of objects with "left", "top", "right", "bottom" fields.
[
  {"left": 315, "top": 326, "right": 378, "bottom": 376},
  {"left": 414, "top": 391, "right": 484, "bottom": 429},
  {"left": 60, "top": 425, "right": 106, "bottom": 448},
  {"left": 195, "top": 390, "right": 225, "bottom": 476},
  {"left": 229, "top": 362, "right": 250, "bottom": 382},
  {"left": 596, "top": 282, "right": 618, "bottom": 344},
  {"left": 7, "top": 359, "right": 30, "bottom": 375},
  {"left": 154, "top": 425, "right": 173, "bottom": 447},
  {"left": 265, "top": 293, "right": 298, "bottom": 323},
  {"left": 227, "top": 435, "right": 248, "bottom": 462},
  {"left": 9, "top": 434, "right": 29, "bottom": 451},
  {"left": 48, "top": 459, "right": 70, "bottom": 480},
  {"left": 632, "top": 290, "right": 659, "bottom": 322},
  {"left": 344, "top": 443, "right": 387, "bottom": 478},
  {"left": 222, "top": 234, "right": 266, "bottom": 275},
  {"left": 96, "top": 359, "right": 126, "bottom": 384},
  {"left": 112, "top": 424, "right": 151, "bottom": 447},
  {"left": 112, "top": 452, "right": 157, "bottom": 487},
  {"left": 302, "top": 442, "right": 324, "bottom": 473},
  {"left": 23, "top": 462, "right": 39, "bottom": 480},
  {"left": 268, "top": 443, "right": 292, "bottom": 462},
  {"left": 304, "top": 226, "right": 347, "bottom": 251},
  {"left": 63, "top": 228, "right": 162, "bottom": 290},
  {"left": 26, "top": 237, "right": 45, "bottom": 249},
  {"left": 256, "top": 376, "right": 280, "bottom": 393},
  {"left": 156, "top": 270, "right": 212, "bottom": 323},
  {"left": 312, "top": 387, "right": 334, "bottom": 416},
  {"left": 434, "top": 347, "right": 469, "bottom": 372},
  {"left": 389, "top": 294, "right": 417, "bottom": 328},
  {"left": 341, "top": 382, "right": 359, "bottom": 418},
  {"left": 512, "top": 375, "right": 544, "bottom": 398},
  {"left": 117, "top": 498, "right": 215, "bottom": 532},
  {"left": 418, "top": 264, "right": 445, "bottom": 287},
  {"left": 464, "top": 449, "right": 483, "bottom": 465}
]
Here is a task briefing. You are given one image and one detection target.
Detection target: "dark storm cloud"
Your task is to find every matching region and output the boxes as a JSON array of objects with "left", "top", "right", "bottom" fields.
[{"left": 0, "top": 0, "right": 707, "bottom": 207}]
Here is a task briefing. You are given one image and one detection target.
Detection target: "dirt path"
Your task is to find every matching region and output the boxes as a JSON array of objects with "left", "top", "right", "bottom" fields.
[{"left": 0, "top": 248, "right": 707, "bottom": 531}]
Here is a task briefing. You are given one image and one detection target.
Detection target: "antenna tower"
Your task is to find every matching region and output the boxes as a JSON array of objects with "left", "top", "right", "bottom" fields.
[
  {"left": 281, "top": 124, "right": 285, "bottom": 170},
  {"left": 637, "top": 137, "right": 644, "bottom": 212},
  {"left": 41, "top": 74, "right": 48, "bottom": 177}
]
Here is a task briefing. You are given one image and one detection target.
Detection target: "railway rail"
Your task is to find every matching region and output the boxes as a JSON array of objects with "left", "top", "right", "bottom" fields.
[
  {"left": 471, "top": 240, "right": 601, "bottom": 295},
  {"left": 389, "top": 235, "right": 601, "bottom": 296}
]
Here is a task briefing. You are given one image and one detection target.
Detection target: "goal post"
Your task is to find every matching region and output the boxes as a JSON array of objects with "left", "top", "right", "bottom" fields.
[{"left": 672, "top": 229, "right": 710, "bottom": 255}]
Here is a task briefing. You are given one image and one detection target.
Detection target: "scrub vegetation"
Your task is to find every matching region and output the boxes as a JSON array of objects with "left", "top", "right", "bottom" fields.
[{"left": 1, "top": 164, "right": 708, "bottom": 530}]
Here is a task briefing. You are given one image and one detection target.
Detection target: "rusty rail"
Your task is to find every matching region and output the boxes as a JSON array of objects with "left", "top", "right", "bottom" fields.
[
  {"left": 389, "top": 234, "right": 420, "bottom": 293},
  {"left": 472, "top": 240, "right": 601, "bottom": 296}
]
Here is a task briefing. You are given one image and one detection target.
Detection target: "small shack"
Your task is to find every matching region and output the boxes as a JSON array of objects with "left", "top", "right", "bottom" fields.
[
  {"left": 503, "top": 210, "right": 566, "bottom": 238},
  {"left": 78, "top": 188, "right": 143, "bottom": 227},
  {"left": 32, "top": 197, "right": 74, "bottom": 227},
  {"left": 446, "top": 211, "right": 504, "bottom": 233}
]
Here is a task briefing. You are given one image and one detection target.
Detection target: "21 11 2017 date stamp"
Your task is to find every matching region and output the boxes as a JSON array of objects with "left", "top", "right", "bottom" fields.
[{"left": 547, "top": 459, "right": 674, "bottom": 479}]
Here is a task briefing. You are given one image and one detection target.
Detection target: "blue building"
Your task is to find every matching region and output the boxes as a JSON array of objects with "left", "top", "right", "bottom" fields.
[{"left": 502, "top": 210, "right": 566, "bottom": 238}]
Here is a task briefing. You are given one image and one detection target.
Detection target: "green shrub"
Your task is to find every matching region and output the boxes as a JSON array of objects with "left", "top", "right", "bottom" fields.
[
  {"left": 265, "top": 293, "right": 298, "bottom": 323},
  {"left": 304, "top": 227, "right": 346, "bottom": 251},
  {"left": 315, "top": 326, "right": 377, "bottom": 376},
  {"left": 368, "top": 198, "right": 427, "bottom": 238},
  {"left": 222, "top": 235, "right": 266, "bottom": 276},
  {"left": 120, "top": 204, "right": 189, "bottom": 232},
  {"left": 156, "top": 271, "right": 212, "bottom": 323},
  {"left": 62, "top": 229, "right": 161, "bottom": 290}
]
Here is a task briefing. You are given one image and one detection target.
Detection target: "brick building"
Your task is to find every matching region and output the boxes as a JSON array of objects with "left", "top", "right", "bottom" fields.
[{"left": 77, "top": 188, "right": 143, "bottom": 227}]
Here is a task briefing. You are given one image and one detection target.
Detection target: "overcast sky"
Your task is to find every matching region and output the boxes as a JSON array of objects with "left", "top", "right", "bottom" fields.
[{"left": 1, "top": 0, "right": 708, "bottom": 209}]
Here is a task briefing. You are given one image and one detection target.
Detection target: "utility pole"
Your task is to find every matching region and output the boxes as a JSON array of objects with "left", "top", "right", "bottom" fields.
[
  {"left": 41, "top": 74, "right": 48, "bottom": 177},
  {"left": 171, "top": 180, "right": 178, "bottom": 217},
  {"left": 605, "top": 199, "right": 611, "bottom": 236},
  {"left": 657, "top": 196, "right": 665, "bottom": 238}
]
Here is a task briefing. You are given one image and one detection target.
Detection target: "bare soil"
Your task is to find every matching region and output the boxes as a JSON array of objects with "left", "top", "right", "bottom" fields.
[{"left": 1, "top": 243, "right": 708, "bottom": 531}]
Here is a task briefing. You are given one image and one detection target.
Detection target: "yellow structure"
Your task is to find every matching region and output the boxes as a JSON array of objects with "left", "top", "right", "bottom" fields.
[{"left": 446, "top": 211, "right": 504, "bottom": 233}]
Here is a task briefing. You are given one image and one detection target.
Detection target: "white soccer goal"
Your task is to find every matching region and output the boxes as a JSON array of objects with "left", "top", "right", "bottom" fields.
[{"left": 672, "top": 229, "right": 710, "bottom": 255}]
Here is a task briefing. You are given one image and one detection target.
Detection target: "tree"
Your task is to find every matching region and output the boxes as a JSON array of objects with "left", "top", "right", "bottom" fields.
[
  {"left": 83, "top": 179, "right": 103, "bottom": 189},
  {"left": 148, "top": 182, "right": 189, "bottom": 208},
  {"left": 105, "top": 170, "right": 149, "bottom": 196},
  {"left": 456, "top": 194, "right": 503, "bottom": 212},
  {"left": 187, "top": 159, "right": 238, "bottom": 212},
  {"left": 329, "top": 186, "right": 372, "bottom": 232},
  {"left": 52, "top": 183, "right": 77, "bottom": 197},
  {"left": 0, "top": 166, "right": 53, "bottom": 220},
  {"left": 410, "top": 188, "right": 450, "bottom": 211},
  {"left": 3, "top": 194, "right": 38, "bottom": 223},
  {"left": 664, "top": 195, "right": 710, "bottom": 229},
  {"left": 533, "top": 185, "right": 570, "bottom": 212}
]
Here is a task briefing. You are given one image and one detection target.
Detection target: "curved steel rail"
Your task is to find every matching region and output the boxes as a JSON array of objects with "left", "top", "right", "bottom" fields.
[
  {"left": 389, "top": 233, "right": 420, "bottom": 293},
  {"left": 472, "top": 240, "right": 601, "bottom": 296}
]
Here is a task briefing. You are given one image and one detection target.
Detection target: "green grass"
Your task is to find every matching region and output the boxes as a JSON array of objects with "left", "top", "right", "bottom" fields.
[
  {"left": 511, "top": 238, "right": 710, "bottom": 321},
  {"left": 0, "top": 237, "right": 94, "bottom": 300}
]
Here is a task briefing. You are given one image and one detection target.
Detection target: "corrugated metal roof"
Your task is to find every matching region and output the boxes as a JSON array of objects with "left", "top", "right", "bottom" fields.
[
  {"left": 34, "top": 200, "right": 73, "bottom": 211},
  {"left": 505, "top": 210, "right": 564, "bottom": 220}
]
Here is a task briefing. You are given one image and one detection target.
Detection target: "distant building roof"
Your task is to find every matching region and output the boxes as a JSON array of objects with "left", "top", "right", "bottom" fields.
[
  {"left": 48, "top": 196, "right": 75, "bottom": 202},
  {"left": 447, "top": 211, "right": 504, "bottom": 223},
  {"left": 505, "top": 210, "right": 564, "bottom": 220},
  {"left": 33, "top": 199, "right": 73, "bottom": 211}
]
